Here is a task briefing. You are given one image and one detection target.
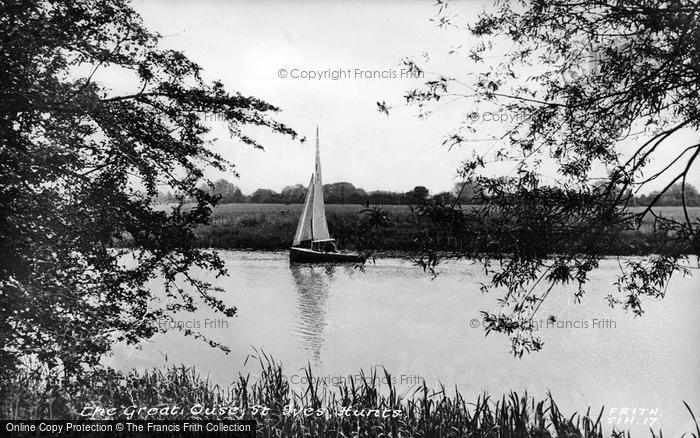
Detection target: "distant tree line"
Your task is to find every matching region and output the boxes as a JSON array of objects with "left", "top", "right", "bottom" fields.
[
  {"left": 156, "top": 179, "right": 700, "bottom": 207},
  {"left": 631, "top": 183, "right": 700, "bottom": 207}
]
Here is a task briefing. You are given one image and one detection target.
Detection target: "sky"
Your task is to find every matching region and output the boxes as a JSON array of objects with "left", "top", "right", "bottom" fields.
[{"left": 127, "top": 0, "right": 699, "bottom": 196}]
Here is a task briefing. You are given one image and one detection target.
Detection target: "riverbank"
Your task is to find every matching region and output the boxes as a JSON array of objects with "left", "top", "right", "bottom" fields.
[
  {"left": 191, "top": 203, "right": 699, "bottom": 254},
  {"left": 5, "top": 359, "right": 694, "bottom": 436}
]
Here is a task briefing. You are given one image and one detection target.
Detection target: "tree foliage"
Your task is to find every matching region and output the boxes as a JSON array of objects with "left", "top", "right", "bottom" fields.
[
  {"left": 393, "top": 0, "right": 700, "bottom": 355},
  {"left": 199, "top": 179, "right": 246, "bottom": 204},
  {"left": 0, "top": 0, "right": 295, "bottom": 377},
  {"left": 280, "top": 184, "right": 307, "bottom": 204},
  {"left": 635, "top": 182, "right": 700, "bottom": 207}
]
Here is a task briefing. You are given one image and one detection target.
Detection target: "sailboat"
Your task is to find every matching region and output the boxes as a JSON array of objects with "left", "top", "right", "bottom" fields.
[{"left": 289, "top": 127, "right": 365, "bottom": 263}]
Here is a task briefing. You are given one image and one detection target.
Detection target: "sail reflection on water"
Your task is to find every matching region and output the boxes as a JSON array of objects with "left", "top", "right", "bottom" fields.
[{"left": 289, "top": 264, "right": 335, "bottom": 363}]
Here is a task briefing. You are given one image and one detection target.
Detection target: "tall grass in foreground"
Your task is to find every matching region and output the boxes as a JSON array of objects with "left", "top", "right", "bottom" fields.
[{"left": 3, "top": 356, "right": 698, "bottom": 437}]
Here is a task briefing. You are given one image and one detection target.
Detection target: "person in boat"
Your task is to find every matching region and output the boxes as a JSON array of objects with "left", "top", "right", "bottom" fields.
[
  {"left": 295, "top": 239, "right": 338, "bottom": 253},
  {"left": 321, "top": 240, "right": 338, "bottom": 253}
]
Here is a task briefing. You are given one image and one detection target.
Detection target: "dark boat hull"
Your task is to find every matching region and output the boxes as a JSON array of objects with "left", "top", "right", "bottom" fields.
[{"left": 289, "top": 247, "right": 365, "bottom": 263}]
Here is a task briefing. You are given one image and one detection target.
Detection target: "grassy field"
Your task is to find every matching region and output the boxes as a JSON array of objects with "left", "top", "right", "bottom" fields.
[
  {"left": 5, "top": 358, "right": 694, "bottom": 436},
  {"left": 200, "top": 203, "right": 418, "bottom": 251},
  {"left": 194, "top": 203, "right": 700, "bottom": 254}
]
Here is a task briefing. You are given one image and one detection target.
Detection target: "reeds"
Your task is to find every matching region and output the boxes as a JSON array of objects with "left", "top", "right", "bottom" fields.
[{"left": 3, "top": 355, "right": 697, "bottom": 437}]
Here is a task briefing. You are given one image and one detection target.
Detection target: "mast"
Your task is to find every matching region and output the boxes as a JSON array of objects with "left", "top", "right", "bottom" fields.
[
  {"left": 315, "top": 125, "right": 321, "bottom": 182},
  {"left": 311, "top": 126, "right": 330, "bottom": 241}
]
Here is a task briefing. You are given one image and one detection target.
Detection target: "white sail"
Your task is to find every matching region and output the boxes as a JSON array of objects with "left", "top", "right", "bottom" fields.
[
  {"left": 292, "top": 126, "right": 331, "bottom": 246},
  {"left": 311, "top": 126, "right": 331, "bottom": 240},
  {"left": 293, "top": 175, "right": 314, "bottom": 245}
]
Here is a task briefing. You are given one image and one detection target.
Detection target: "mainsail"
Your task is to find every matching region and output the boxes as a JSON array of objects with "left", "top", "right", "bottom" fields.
[{"left": 292, "top": 126, "right": 331, "bottom": 246}]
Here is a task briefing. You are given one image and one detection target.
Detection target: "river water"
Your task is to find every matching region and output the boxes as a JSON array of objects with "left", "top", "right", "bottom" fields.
[{"left": 109, "top": 251, "right": 699, "bottom": 435}]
